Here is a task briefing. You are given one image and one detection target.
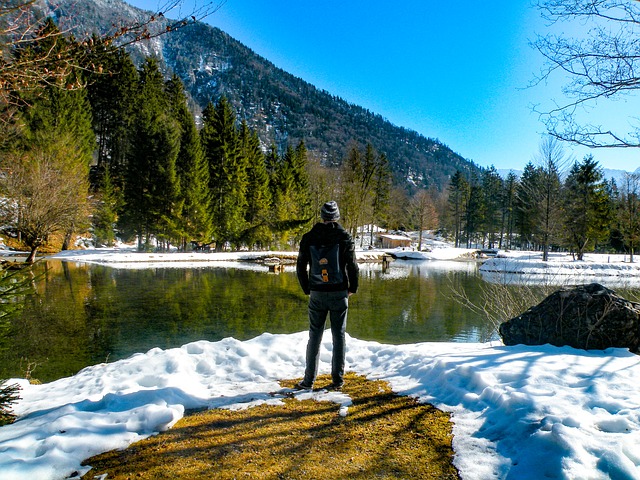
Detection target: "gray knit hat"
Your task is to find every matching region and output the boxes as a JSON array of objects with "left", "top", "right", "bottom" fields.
[{"left": 321, "top": 201, "right": 340, "bottom": 221}]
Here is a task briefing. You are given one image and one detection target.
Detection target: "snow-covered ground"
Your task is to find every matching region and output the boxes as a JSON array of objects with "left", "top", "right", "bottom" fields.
[
  {"left": 2, "top": 246, "right": 640, "bottom": 479},
  {"left": 480, "top": 250, "right": 640, "bottom": 288}
]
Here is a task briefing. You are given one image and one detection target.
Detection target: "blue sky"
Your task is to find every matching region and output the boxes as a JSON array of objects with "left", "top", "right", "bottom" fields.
[{"left": 126, "top": 0, "right": 640, "bottom": 172}]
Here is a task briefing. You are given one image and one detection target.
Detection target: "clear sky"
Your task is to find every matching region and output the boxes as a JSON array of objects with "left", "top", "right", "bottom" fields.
[{"left": 125, "top": 0, "right": 640, "bottom": 172}]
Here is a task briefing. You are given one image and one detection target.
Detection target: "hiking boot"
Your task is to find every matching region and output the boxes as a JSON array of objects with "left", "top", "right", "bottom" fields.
[
  {"left": 325, "top": 382, "right": 344, "bottom": 391},
  {"left": 294, "top": 381, "right": 313, "bottom": 390}
]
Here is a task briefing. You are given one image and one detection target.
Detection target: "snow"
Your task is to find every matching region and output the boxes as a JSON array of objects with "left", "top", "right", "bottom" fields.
[
  {"left": 480, "top": 250, "right": 640, "bottom": 287},
  {"left": 2, "top": 247, "right": 640, "bottom": 479}
]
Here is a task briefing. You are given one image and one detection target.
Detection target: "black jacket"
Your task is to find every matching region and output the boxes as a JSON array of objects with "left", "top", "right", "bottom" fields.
[{"left": 296, "top": 221, "right": 359, "bottom": 294}]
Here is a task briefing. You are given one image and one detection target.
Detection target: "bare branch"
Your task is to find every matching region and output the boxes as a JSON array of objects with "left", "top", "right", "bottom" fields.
[{"left": 533, "top": 0, "right": 640, "bottom": 148}]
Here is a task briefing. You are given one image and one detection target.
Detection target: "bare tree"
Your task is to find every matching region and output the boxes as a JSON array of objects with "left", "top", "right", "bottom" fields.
[
  {"left": 0, "top": 132, "right": 90, "bottom": 263},
  {"left": 410, "top": 189, "right": 438, "bottom": 251},
  {"left": 533, "top": 0, "right": 640, "bottom": 148},
  {"left": 534, "top": 136, "right": 568, "bottom": 261}
]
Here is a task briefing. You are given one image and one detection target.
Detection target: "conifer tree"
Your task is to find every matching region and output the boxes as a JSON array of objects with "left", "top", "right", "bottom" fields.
[
  {"left": 447, "top": 170, "right": 470, "bottom": 248},
  {"left": 290, "top": 140, "right": 313, "bottom": 238},
  {"left": 265, "top": 144, "right": 280, "bottom": 202},
  {"left": 85, "top": 42, "right": 138, "bottom": 183},
  {"left": 481, "top": 167, "right": 504, "bottom": 249},
  {"left": 464, "top": 174, "right": 485, "bottom": 248},
  {"left": 261, "top": 143, "right": 312, "bottom": 248},
  {"left": 563, "top": 155, "right": 611, "bottom": 260},
  {"left": 92, "top": 166, "right": 120, "bottom": 247},
  {"left": 514, "top": 162, "right": 540, "bottom": 250},
  {"left": 121, "top": 58, "right": 180, "bottom": 250},
  {"left": 272, "top": 144, "right": 299, "bottom": 246},
  {"left": 166, "top": 75, "right": 211, "bottom": 250},
  {"left": 500, "top": 172, "right": 519, "bottom": 250},
  {"left": 201, "top": 97, "right": 248, "bottom": 250},
  {"left": 240, "top": 122, "right": 271, "bottom": 249}
]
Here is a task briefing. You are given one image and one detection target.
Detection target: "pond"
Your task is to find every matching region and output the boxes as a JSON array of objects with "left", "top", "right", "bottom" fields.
[{"left": 0, "top": 259, "right": 499, "bottom": 383}]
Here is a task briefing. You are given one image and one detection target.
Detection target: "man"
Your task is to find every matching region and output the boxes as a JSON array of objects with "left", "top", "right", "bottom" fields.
[{"left": 296, "top": 200, "right": 359, "bottom": 390}]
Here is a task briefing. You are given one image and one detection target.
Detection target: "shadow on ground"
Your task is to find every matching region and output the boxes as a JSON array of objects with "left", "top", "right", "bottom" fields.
[{"left": 82, "top": 373, "right": 460, "bottom": 479}]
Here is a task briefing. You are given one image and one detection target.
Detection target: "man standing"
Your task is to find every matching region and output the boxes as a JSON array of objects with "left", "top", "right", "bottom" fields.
[{"left": 296, "top": 201, "right": 359, "bottom": 390}]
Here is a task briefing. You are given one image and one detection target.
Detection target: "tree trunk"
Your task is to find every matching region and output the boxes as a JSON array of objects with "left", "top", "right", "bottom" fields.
[
  {"left": 62, "top": 230, "right": 72, "bottom": 251},
  {"left": 26, "top": 246, "right": 38, "bottom": 264}
]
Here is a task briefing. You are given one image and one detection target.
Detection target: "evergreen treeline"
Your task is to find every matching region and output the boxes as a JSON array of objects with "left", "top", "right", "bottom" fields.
[
  {"left": 446, "top": 149, "right": 640, "bottom": 261},
  {"left": 89, "top": 51, "right": 321, "bottom": 252}
]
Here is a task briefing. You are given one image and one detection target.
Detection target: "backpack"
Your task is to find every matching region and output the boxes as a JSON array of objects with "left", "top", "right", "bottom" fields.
[{"left": 309, "top": 243, "right": 344, "bottom": 286}]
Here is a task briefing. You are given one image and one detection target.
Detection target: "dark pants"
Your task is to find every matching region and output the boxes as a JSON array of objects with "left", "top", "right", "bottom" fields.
[{"left": 302, "top": 290, "right": 349, "bottom": 387}]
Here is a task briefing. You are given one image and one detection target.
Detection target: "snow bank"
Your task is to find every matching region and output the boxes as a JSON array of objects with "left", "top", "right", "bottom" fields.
[
  {"left": 480, "top": 251, "right": 640, "bottom": 287},
  {"left": 2, "top": 333, "right": 640, "bottom": 480}
]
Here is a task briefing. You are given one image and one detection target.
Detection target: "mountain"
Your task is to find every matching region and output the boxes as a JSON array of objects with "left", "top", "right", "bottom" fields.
[
  {"left": 603, "top": 167, "right": 640, "bottom": 185},
  {"left": 41, "top": 0, "right": 479, "bottom": 189}
]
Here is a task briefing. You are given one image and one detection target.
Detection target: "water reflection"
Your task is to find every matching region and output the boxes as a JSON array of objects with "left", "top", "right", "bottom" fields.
[{"left": 1, "top": 259, "right": 495, "bottom": 382}]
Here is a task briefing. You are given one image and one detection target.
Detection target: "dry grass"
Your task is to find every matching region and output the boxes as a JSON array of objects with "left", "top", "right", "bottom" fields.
[{"left": 82, "top": 373, "right": 460, "bottom": 479}]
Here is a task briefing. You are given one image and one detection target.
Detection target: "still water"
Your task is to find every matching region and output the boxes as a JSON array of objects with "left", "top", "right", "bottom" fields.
[{"left": 1, "top": 259, "right": 494, "bottom": 383}]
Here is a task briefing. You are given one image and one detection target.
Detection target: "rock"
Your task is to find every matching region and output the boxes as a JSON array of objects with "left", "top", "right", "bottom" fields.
[{"left": 499, "top": 283, "right": 640, "bottom": 352}]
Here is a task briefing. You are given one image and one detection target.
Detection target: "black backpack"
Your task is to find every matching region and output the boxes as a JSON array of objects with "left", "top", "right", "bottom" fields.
[{"left": 309, "top": 243, "right": 344, "bottom": 286}]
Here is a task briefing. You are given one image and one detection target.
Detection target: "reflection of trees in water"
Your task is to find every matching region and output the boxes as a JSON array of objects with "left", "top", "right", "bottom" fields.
[{"left": 349, "top": 264, "right": 492, "bottom": 344}]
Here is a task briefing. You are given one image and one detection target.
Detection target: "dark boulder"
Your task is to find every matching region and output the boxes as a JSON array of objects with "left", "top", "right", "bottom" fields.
[{"left": 499, "top": 283, "right": 640, "bottom": 352}]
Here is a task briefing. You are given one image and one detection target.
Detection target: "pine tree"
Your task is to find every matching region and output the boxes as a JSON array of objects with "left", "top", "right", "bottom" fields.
[
  {"left": 92, "top": 166, "right": 120, "bottom": 247},
  {"left": 464, "top": 174, "right": 485, "bottom": 248},
  {"left": 273, "top": 144, "right": 299, "bottom": 246},
  {"left": 290, "top": 140, "right": 313, "bottom": 239},
  {"left": 120, "top": 58, "right": 180, "bottom": 250},
  {"left": 447, "top": 170, "right": 470, "bottom": 248},
  {"left": 166, "top": 75, "right": 211, "bottom": 250},
  {"left": 481, "top": 167, "right": 504, "bottom": 249},
  {"left": 240, "top": 122, "right": 271, "bottom": 249},
  {"left": 201, "top": 97, "right": 248, "bottom": 250},
  {"left": 500, "top": 172, "right": 519, "bottom": 250},
  {"left": 85, "top": 42, "right": 138, "bottom": 183},
  {"left": 563, "top": 155, "right": 611, "bottom": 260},
  {"left": 514, "top": 162, "right": 540, "bottom": 250}
]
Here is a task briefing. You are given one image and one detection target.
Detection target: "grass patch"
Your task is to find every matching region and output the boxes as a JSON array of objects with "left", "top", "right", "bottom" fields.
[{"left": 82, "top": 373, "right": 460, "bottom": 479}]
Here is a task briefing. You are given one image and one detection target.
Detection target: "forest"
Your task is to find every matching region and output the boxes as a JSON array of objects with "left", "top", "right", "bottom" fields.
[{"left": 447, "top": 138, "right": 640, "bottom": 263}]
